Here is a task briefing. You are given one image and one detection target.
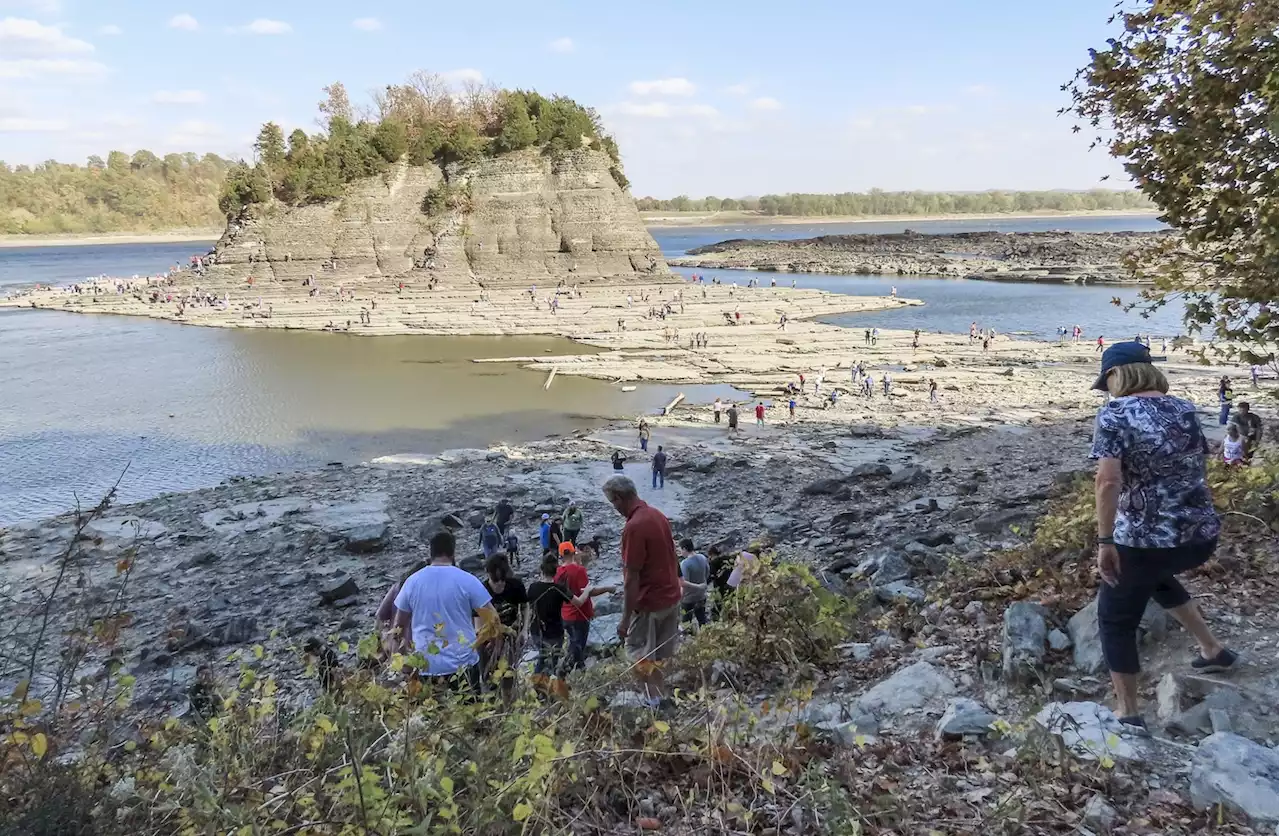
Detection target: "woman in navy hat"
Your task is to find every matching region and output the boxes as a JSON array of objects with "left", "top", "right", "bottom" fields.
[{"left": 1089, "top": 341, "right": 1236, "bottom": 730}]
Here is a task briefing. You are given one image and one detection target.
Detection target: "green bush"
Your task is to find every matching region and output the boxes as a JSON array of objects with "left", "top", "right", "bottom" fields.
[
  {"left": 372, "top": 118, "right": 409, "bottom": 163},
  {"left": 493, "top": 94, "right": 537, "bottom": 153}
]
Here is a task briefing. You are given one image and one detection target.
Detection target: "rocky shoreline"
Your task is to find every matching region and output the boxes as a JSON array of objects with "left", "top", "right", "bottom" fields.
[{"left": 671, "top": 229, "right": 1173, "bottom": 284}]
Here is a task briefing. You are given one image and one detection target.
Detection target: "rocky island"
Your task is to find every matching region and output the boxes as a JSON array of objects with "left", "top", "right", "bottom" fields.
[{"left": 671, "top": 229, "right": 1173, "bottom": 284}]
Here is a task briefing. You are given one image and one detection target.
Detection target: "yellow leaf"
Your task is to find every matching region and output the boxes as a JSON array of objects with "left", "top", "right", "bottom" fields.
[
  {"left": 512, "top": 801, "right": 533, "bottom": 822},
  {"left": 252, "top": 645, "right": 265, "bottom": 660},
  {"left": 338, "top": 641, "right": 350, "bottom": 654},
  {"left": 761, "top": 778, "right": 775, "bottom": 795},
  {"left": 19, "top": 699, "right": 41, "bottom": 716},
  {"left": 10, "top": 732, "right": 28, "bottom": 745},
  {"left": 652, "top": 720, "right": 670, "bottom": 734},
  {"left": 124, "top": 740, "right": 137, "bottom": 752},
  {"left": 770, "top": 760, "right": 787, "bottom": 776},
  {"left": 583, "top": 695, "right": 600, "bottom": 712},
  {"left": 31, "top": 733, "right": 47, "bottom": 758},
  {"left": 440, "top": 776, "right": 454, "bottom": 794},
  {"left": 316, "top": 715, "right": 336, "bottom": 733}
]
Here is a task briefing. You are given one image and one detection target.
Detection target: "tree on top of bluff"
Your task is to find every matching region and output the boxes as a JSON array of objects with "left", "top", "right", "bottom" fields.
[
  {"left": 1067, "top": 0, "right": 1278, "bottom": 364},
  {"left": 221, "top": 73, "right": 631, "bottom": 216}
]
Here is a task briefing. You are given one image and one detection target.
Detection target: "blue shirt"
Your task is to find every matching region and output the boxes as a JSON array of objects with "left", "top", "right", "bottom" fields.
[
  {"left": 540, "top": 521, "right": 552, "bottom": 550},
  {"left": 1090, "top": 395, "right": 1220, "bottom": 549},
  {"left": 394, "top": 565, "right": 492, "bottom": 675}
]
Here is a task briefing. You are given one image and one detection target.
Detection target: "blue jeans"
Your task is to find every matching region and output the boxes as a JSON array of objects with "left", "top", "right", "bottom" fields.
[
  {"left": 1219, "top": 402, "right": 1231, "bottom": 425},
  {"left": 652, "top": 470, "right": 664, "bottom": 489},
  {"left": 640, "top": 438, "right": 648, "bottom": 451},
  {"left": 564, "top": 620, "right": 590, "bottom": 671}
]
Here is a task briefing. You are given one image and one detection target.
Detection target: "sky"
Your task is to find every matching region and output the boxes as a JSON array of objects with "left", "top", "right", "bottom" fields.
[{"left": 0, "top": 0, "right": 1136, "bottom": 196}]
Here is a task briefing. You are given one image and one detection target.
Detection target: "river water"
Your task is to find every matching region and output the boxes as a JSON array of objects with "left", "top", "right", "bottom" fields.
[{"left": 0, "top": 215, "right": 1172, "bottom": 523}]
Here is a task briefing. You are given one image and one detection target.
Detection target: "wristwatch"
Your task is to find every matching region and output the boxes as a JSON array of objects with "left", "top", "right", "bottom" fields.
[{"left": 1096, "top": 535, "right": 1115, "bottom": 545}]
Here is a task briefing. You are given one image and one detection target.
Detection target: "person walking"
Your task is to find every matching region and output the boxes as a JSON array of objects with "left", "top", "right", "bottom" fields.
[
  {"left": 882, "top": 373, "right": 892, "bottom": 397},
  {"left": 494, "top": 497, "right": 514, "bottom": 537},
  {"left": 638, "top": 420, "right": 651, "bottom": 452},
  {"left": 754, "top": 402, "right": 766, "bottom": 425},
  {"left": 539, "top": 513, "right": 554, "bottom": 555},
  {"left": 555, "top": 542, "right": 616, "bottom": 674},
  {"left": 788, "top": 396, "right": 796, "bottom": 419},
  {"left": 713, "top": 398, "right": 722, "bottom": 424},
  {"left": 478, "top": 516, "right": 503, "bottom": 560},
  {"left": 527, "top": 554, "right": 570, "bottom": 689},
  {"left": 678, "top": 539, "right": 710, "bottom": 627},
  {"left": 390, "top": 530, "right": 499, "bottom": 692},
  {"left": 1217, "top": 376, "right": 1233, "bottom": 426},
  {"left": 727, "top": 403, "right": 739, "bottom": 432},
  {"left": 651, "top": 445, "right": 668, "bottom": 490},
  {"left": 928, "top": 378, "right": 938, "bottom": 403},
  {"left": 563, "top": 502, "right": 584, "bottom": 546},
  {"left": 603, "top": 476, "right": 683, "bottom": 705},
  {"left": 1089, "top": 342, "right": 1235, "bottom": 730},
  {"left": 480, "top": 554, "right": 528, "bottom": 697},
  {"left": 1096, "top": 335, "right": 1105, "bottom": 353}
]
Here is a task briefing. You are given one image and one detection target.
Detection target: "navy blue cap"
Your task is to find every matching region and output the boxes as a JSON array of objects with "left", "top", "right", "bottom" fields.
[{"left": 1092, "top": 341, "right": 1152, "bottom": 390}]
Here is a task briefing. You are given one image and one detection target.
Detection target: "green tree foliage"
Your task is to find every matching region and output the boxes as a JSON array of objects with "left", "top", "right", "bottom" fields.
[
  {"left": 217, "top": 162, "right": 271, "bottom": 217},
  {"left": 0, "top": 153, "right": 234, "bottom": 234},
  {"left": 1067, "top": 0, "right": 1278, "bottom": 363},
  {"left": 219, "top": 74, "right": 634, "bottom": 217},
  {"left": 634, "top": 189, "right": 1154, "bottom": 215},
  {"left": 493, "top": 93, "right": 537, "bottom": 153}
]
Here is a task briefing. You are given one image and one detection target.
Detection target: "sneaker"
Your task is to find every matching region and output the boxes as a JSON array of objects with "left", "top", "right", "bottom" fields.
[
  {"left": 1190, "top": 648, "right": 1238, "bottom": 673},
  {"left": 1118, "top": 715, "right": 1150, "bottom": 736}
]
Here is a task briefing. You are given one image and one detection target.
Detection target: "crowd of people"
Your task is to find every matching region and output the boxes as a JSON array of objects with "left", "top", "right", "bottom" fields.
[{"left": 372, "top": 473, "right": 761, "bottom": 707}]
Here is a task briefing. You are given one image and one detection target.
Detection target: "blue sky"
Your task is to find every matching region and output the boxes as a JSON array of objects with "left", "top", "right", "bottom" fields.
[{"left": 0, "top": 0, "right": 1134, "bottom": 196}]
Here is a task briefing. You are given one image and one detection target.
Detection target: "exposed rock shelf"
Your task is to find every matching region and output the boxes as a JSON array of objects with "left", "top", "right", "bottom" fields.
[{"left": 671, "top": 229, "right": 1174, "bottom": 284}]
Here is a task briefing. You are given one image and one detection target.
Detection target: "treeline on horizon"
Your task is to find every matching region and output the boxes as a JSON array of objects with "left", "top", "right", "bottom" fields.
[
  {"left": 635, "top": 189, "right": 1153, "bottom": 216},
  {"left": 0, "top": 152, "right": 234, "bottom": 235}
]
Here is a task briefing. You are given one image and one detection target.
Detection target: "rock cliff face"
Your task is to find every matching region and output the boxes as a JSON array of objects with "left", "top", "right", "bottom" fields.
[{"left": 205, "top": 149, "right": 666, "bottom": 286}]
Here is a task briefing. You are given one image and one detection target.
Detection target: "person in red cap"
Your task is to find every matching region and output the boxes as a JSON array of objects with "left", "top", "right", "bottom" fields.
[{"left": 554, "top": 540, "right": 615, "bottom": 673}]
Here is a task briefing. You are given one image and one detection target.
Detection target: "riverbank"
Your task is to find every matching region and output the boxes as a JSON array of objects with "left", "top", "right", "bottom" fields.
[
  {"left": 641, "top": 208, "right": 1162, "bottom": 227},
  {"left": 0, "top": 230, "right": 222, "bottom": 248},
  {"left": 672, "top": 229, "right": 1170, "bottom": 284}
]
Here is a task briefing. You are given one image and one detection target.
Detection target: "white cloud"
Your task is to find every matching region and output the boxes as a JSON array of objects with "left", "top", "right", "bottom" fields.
[
  {"left": 964, "top": 84, "right": 995, "bottom": 97},
  {"left": 351, "top": 17, "right": 381, "bottom": 31},
  {"left": 0, "top": 16, "right": 94, "bottom": 56},
  {"left": 628, "top": 77, "right": 695, "bottom": 97},
  {"left": 724, "top": 83, "right": 750, "bottom": 97},
  {"left": 614, "top": 101, "right": 719, "bottom": 119},
  {"left": 548, "top": 36, "right": 573, "bottom": 53},
  {"left": 152, "top": 89, "right": 206, "bottom": 105},
  {"left": 165, "top": 119, "right": 223, "bottom": 147},
  {"left": 749, "top": 96, "right": 782, "bottom": 112},
  {"left": 168, "top": 13, "right": 198, "bottom": 31},
  {"left": 241, "top": 19, "right": 292, "bottom": 35},
  {"left": 0, "top": 116, "right": 66, "bottom": 131},
  {"left": 98, "top": 23, "right": 122, "bottom": 36},
  {"left": 441, "top": 67, "right": 484, "bottom": 85},
  {"left": 0, "top": 57, "right": 106, "bottom": 79}
]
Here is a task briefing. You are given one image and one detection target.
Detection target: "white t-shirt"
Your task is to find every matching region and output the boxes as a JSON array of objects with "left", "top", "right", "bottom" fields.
[
  {"left": 727, "top": 552, "right": 757, "bottom": 589},
  {"left": 1223, "top": 437, "right": 1246, "bottom": 463},
  {"left": 394, "top": 565, "right": 492, "bottom": 675}
]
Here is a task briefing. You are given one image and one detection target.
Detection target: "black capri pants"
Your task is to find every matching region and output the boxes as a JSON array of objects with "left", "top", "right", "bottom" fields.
[{"left": 1098, "top": 538, "right": 1216, "bottom": 675}]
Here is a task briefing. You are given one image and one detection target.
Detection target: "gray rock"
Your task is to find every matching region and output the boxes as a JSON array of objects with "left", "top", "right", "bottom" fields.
[
  {"left": 457, "top": 554, "right": 485, "bottom": 573},
  {"left": 875, "top": 581, "right": 925, "bottom": 605},
  {"left": 843, "top": 643, "right": 873, "bottom": 662},
  {"left": 320, "top": 575, "right": 359, "bottom": 603},
  {"left": 1002, "top": 601, "right": 1048, "bottom": 684},
  {"left": 1033, "top": 701, "right": 1147, "bottom": 762},
  {"left": 1047, "top": 628, "right": 1072, "bottom": 651},
  {"left": 1156, "top": 673, "right": 1184, "bottom": 723},
  {"left": 915, "top": 645, "right": 958, "bottom": 663},
  {"left": 848, "top": 424, "right": 883, "bottom": 439},
  {"left": 916, "top": 530, "right": 954, "bottom": 547},
  {"left": 870, "top": 634, "right": 900, "bottom": 654},
  {"left": 870, "top": 553, "right": 912, "bottom": 584},
  {"left": 1189, "top": 732, "right": 1279, "bottom": 825},
  {"left": 973, "top": 508, "right": 1031, "bottom": 534},
  {"left": 689, "top": 455, "right": 717, "bottom": 474},
  {"left": 803, "top": 477, "right": 848, "bottom": 496},
  {"left": 761, "top": 513, "right": 792, "bottom": 535},
  {"left": 962, "top": 600, "right": 985, "bottom": 622},
  {"left": 830, "top": 509, "right": 863, "bottom": 529},
  {"left": 344, "top": 522, "right": 389, "bottom": 554},
  {"left": 816, "top": 714, "right": 880, "bottom": 746},
  {"left": 177, "top": 550, "right": 220, "bottom": 570},
  {"left": 440, "top": 513, "right": 465, "bottom": 529},
  {"left": 857, "top": 662, "right": 956, "bottom": 721},
  {"left": 887, "top": 465, "right": 929, "bottom": 488},
  {"left": 466, "top": 512, "right": 486, "bottom": 528},
  {"left": 935, "top": 697, "right": 997, "bottom": 739},
  {"left": 1082, "top": 794, "right": 1117, "bottom": 831},
  {"left": 1068, "top": 597, "right": 1168, "bottom": 673},
  {"left": 849, "top": 462, "right": 892, "bottom": 478},
  {"left": 1208, "top": 708, "right": 1232, "bottom": 735}
]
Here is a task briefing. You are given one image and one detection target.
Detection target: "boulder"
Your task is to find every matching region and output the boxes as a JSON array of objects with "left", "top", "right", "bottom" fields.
[
  {"left": 887, "top": 465, "right": 929, "bottom": 488},
  {"left": 1155, "top": 673, "right": 1185, "bottom": 723},
  {"left": 849, "top": 462, "right": 892, "bottom": 478},
  {"left": 457, "top": 554, "right": 486, "bottom": 573},
  {"left": 848, "top": 424, "right": 883, "bottom": 438},
  {"left": 761, "top": 514, "right": 792, "bottom": 535},
  {"left": 1189, "top": 732, "right": 1279, "bottom": 825},
  {"left": 870, "top": 553, "right": 911, "bottom": 585},
  {"left": 1033, "top": 701, "right": 1147, "bottom": 762},
  {"left": 1002, "top": 601, "right": 1048, "bottom": 683},
  {"left": 440, "top": 514, "right": 465, "bottom": 529},
  {"left": 875, "top": 581, "right": 925, "bottom": 605},
  {"left": 344, "top": 522, "right": 389, "bottom": 554},
  {"left": 915, "top": 529, "right": 954, "bottom": 547},
  {"left": 1068, "top": 597, "right": 1168, "bottom": 673},
  {"left": 935, "top": 698, "right": 997, "bottom": 739},
  {"left": 1047, "top": 628, "right": 1072, "bottom": 651},
  {"left": 1082, "top": 795, "right": 1117, "bottom": 831},
  {"left": 803, "top": 477, "right": 848, "bottom": 496},
  {"left": 830, "top": 509, "right": 863, "bottom": 529},
  {"left": 973, "top": 508, "right": 1031, "bottom": 534},
  {"left": 320, "top": 575, "right": 360, "bottom": 604},
  {"left": 857, "top": 662, "right": 956, "bottom": 721}
]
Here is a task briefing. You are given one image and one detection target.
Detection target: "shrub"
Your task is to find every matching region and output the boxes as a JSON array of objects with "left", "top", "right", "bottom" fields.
[
  {"left": 492, "top": 94, "right": 537, "bottom": 153},
  {"left": 372, "top": 118, "right": 409, "bottom": 163}
]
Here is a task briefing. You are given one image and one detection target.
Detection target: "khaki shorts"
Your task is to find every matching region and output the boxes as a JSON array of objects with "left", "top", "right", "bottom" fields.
[{"left": 626, "top": 605, "right": 680, "bottom": 662}]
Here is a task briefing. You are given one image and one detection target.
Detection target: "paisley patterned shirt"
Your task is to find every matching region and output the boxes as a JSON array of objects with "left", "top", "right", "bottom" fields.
[{"left": 1090, "top": 395, "right": 1220, "bottom": 549}]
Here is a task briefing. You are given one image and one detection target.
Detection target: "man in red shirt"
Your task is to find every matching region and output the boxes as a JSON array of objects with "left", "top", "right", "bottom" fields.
[
  {"left": 603, "top": 475, "right": 682, "bottom": 702},
  {"left": 754, "top": 402, "right": 766, "bottom": 425}
]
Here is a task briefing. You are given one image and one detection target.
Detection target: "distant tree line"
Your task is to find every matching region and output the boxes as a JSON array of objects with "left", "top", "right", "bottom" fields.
[
  {"left": 0, "top": 152, "right": 234, "bottom": 234},
  {"left": 634, "top": 189, "right": 1154, "bottom": 216},
  {"left": 220, "top": 75, "right": 629, "bottom": 218}
]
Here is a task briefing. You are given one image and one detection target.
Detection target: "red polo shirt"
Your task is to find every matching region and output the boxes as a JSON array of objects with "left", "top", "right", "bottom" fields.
[{"left": 621, "top": 500, "right": 682, "bottom": 612}]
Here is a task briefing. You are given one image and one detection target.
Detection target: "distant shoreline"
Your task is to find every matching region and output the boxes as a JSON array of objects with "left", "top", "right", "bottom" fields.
[
  {"left": 0, "top": 230, "right": 221, "bottom": 249},
  {"left": 640, "top": 209, "right": 1163, "bottom": 228}
]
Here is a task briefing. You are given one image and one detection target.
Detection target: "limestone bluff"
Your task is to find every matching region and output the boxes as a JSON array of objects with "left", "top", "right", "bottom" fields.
[{"left": 207, "top": 148, "right": 668, "bottom": 287}]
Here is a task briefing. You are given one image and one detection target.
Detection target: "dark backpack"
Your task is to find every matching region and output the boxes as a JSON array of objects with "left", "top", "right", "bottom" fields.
[{"left": 481, "top": 523, "right": 501, "bottom": 548}]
